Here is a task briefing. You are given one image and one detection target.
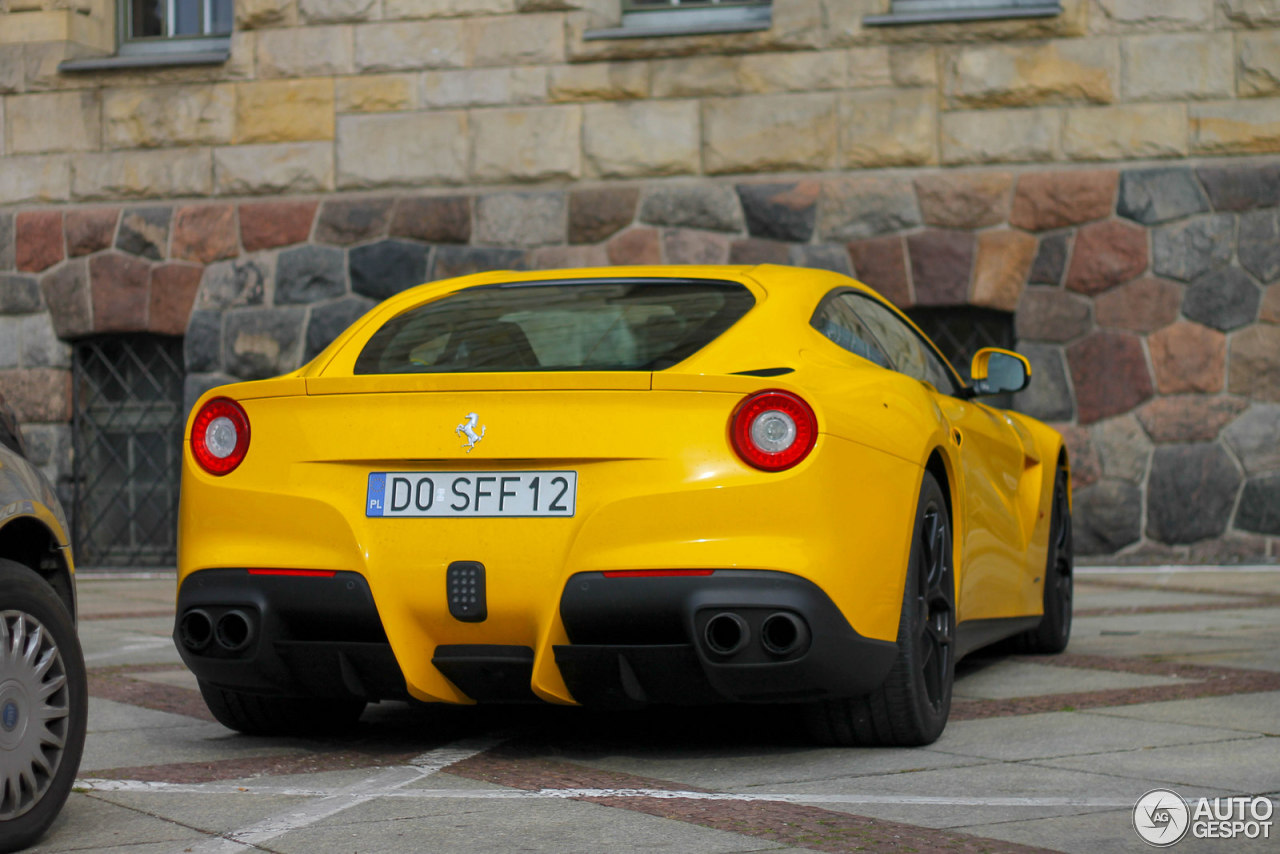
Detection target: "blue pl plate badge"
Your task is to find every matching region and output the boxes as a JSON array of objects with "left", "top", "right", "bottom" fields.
[{"left": 367, "top": 472, "right": 387, "bottom": 517}]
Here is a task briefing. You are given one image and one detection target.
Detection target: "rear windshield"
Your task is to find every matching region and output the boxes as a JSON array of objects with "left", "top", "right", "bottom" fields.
[{"left": 353, "top": 279, "right": 755, "bottom": 374}]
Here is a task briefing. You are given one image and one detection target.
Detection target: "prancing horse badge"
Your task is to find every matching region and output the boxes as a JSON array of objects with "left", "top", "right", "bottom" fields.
[{"left": 456, "top": 412, "right": 485, "bottom": 453}]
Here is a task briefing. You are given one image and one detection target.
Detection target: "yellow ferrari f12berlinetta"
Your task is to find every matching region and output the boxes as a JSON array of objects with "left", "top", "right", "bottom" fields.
[{"left": 175, "top": 264, "right": 1072, "bottom": 746}]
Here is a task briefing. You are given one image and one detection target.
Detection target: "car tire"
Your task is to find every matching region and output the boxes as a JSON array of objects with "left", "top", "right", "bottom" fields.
[
  {"left": 0, "top": 559, "right": 88, "bottom": 854},
  {"left": 198, "top": 680, "right": 366, "bottom": 736},
  {"left": 1017, "top": 466, "right": 1073, "bottom": 655},
  {"left": 805, "top": 470, "right": 955, "bottom": 747}
]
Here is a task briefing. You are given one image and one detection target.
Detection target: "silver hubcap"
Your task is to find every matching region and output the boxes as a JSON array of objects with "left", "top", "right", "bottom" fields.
[{"left": 0, "top": 610, "right": 70, "bottom": 821}]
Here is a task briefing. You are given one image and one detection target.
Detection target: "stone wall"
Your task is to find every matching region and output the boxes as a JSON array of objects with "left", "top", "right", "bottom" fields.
[
  {"left": 3, "top": 1, "right": 1280, "bottom": 202},
  {"left": 1, "top": 161, "right": 1278, "bottom": 562}
]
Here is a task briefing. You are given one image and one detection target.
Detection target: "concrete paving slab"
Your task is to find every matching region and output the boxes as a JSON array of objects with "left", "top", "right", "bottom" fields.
[
  {"left": 754, "top": 756, "right": 1227, "bottom": 830},
  {"left": 1163, "top": 648, "right": 1280, "bottom": 673},
  {"left": 963, "top": 806, "right": 1278, "bottom": 854},
  {"left": 79, "top": 726, "right": 289, "bottom": 774},
  {"left": 129, "top": 667, "right": 201, "bottom": 691},
  {"left": 90, "top": 791, "right": 312, "bottom": 838},
  {"left": 1082, "top": 691, "right": 1280, "bottom": 736},
  {"left": 1037, "top": 736, "right": 1280, "bottom": 793},
  {"left": 75, "top": 574, "right": 177, "bottom": 615},
  {"left": 562, "top": 745, "right": 984, "bottom": 790},
  {"left": 952, "top": 659, "right": 1194, "bottom": 700},
  {"left": 1080, "top": 569, "right": 1280, "bottom": 597},
  {"left": 30, "top": 792, "right": 204, "bottom": 853},
  {"left": 928, "top": 710, "right": 1252, "bottom": 762},
  {"left": 1074, "top": 584, "right": 1246, "bottom": 611},
  {"left": 271, "top": 795, "right": 804, "bottom": 854},
  {"left": 79, "top": 625, "right": 182, "bottom": 667},
  {"left": 87, "top": 696, "right": 206, "bottom": 734}
]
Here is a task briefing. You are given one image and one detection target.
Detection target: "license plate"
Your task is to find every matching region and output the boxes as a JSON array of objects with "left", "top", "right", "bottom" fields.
[{"left": 366, "top": 471, "right": 577, "bottom": 518}]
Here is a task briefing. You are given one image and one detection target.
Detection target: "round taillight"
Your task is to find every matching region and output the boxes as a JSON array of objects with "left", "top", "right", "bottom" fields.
[
  {"left": 191, "top": 397, "right": 250, "bottom": 476},
  {"left": 730, "top": 390, "right": 818, "bottom": 472}
]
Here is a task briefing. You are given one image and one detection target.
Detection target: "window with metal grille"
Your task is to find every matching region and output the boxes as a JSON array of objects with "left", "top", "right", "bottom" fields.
[
  {"left": 905, "top": 306, "right": 1016, "bottom": 404},
  {"left": 866, "top": 0, "right": 1061, "bottom": 26},
  {"left": 589, "top": 0, "right": 771, "bottom": 39},
  {"left": 120, "top": 0, "right": 232, "bottom": 59},
  {"left": 72, "top": 335, "right": 185, "bottom": 568}
]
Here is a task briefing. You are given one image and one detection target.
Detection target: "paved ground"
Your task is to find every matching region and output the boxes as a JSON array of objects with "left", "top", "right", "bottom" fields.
[{"left": 26, "top": 567, "right": 1280, "bottom": 853}]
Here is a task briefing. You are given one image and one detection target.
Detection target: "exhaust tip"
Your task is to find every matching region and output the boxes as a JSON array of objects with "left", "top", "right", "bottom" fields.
[
  {"left": 704, "top": 612, "right": 749, "bottom": 657},
  {"left": 214, "top": 609, "right": 255, "bottom": 652},
  {"left": 178, "top": 609, "right": 213, "bottom": 652},
  {"left": 761, "top": 612, "right": 810, "bottom": 657}
]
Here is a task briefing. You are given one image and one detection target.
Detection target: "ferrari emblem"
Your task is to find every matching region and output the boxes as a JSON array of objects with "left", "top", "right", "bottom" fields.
[{"left": 456, "top": 412, "right": 486, "bottom": 453}]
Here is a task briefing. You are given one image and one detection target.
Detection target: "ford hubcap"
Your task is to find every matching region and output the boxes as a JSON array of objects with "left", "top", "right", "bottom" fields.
[{"left": 0, "top": 610, "right": 71, "bottom": 821}]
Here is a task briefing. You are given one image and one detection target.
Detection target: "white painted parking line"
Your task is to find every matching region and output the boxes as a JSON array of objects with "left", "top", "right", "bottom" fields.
[
  {"left": 168, "top": 738, "right": 499, "bottom": 853},
  {"left": 78, "top": 778, "right": 1142, "bottom": 809}
]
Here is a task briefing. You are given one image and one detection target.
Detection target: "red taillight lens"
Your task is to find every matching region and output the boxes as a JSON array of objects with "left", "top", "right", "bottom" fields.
[
  {"left": 191, "top": 397, "right": 250, "bottom": 476},
  {"left": 730, "top": 390, "right": 817, "bottom": 472}
]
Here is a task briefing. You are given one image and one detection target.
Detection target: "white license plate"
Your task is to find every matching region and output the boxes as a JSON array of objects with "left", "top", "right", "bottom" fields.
[{"left": 366, "top": 471, "right": 577, "bottom": 518}]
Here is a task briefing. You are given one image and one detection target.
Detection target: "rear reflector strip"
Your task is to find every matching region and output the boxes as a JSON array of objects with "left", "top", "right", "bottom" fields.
[
  {"left": 601, "top": 569, "right": 716, "bottom": 578},
  {"left": 246, "top": 569, "right": 337, "bottom": 577}
]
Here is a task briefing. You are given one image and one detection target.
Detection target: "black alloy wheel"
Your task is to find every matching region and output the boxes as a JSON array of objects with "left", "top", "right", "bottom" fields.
[
  {"left": 805, "top": 471, "right": 955, "bottom": 746},
  {"left": 1020, "top": 466, "right": 1073, "bottom": 654},
  {"left": 916, "top": 497, "right": 955, "bottom": 715}
]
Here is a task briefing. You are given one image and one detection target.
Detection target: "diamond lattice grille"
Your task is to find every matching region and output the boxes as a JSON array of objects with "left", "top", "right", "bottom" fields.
[{"left": 72, "top": 335, "right": 184, "bottom": 568}]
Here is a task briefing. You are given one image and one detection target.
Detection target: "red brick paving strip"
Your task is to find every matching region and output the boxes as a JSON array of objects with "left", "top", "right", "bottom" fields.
[
  {"left": 89, "top": 748, "right": 424, "bottom": 785},
  {"left": 952, "top": 654, "right": 1280, "bottom": 721},
  {"left": 448, "top": 746, "right": 1060, "bottom": 854},
  {"left": 88, "top": 664, "right": 216, "bottom": 723}
]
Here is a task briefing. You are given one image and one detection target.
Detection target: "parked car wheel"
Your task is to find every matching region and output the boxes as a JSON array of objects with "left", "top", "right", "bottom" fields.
[
  {"left": 0, "top": 559, "right": 88, "bottom": 854},
  {"left": 805, "top": 471, "right": 955, "bottom": 746},
  {"left": 1018, "top": 467, "right": 1073, "bottom": 654}
]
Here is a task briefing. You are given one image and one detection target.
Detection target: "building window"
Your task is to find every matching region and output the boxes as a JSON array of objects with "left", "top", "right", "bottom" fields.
[
  {"left": 72, "top": 335, "right": 185, "bottom": 568},
  {"left": 586, "top": 0, "right": 772, "bottom": 40},
  {"left": 121, "top": 0, "right": 232, "bottom": 56},
  {"left": 60, "top": 0, "right": 231, "bottom": 71},
  {"left": 865, "top": 0, "right": 1061, "bottom": 27}
]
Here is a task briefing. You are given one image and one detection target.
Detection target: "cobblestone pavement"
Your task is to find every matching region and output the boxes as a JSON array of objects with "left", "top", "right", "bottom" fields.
[{"left": 27, "top": 567, "right": 1280, "bottom": 853}]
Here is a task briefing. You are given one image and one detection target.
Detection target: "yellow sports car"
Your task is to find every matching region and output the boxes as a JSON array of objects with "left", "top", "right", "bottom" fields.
[{"left": 175, "top": 264, "right": 1071, "bottom": 746}]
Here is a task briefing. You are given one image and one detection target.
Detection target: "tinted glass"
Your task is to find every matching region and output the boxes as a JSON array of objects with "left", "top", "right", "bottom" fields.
[
  {"left": 354, "top": 279, "right": 755, "bottom": 375},
  {"left": 848, "top": 295, "right": 959, "bottom": 395},
  {"left": 811, "top": 294, "right": 892, "bottom": 369}
]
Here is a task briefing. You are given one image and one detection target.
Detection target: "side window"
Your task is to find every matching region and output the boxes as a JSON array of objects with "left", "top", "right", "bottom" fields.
[
  {"left": 850, "top": 296, "right": 959, "bottom": 396},
  {"left": 810, "top": 294, "right": 892, "bottom": 370}
]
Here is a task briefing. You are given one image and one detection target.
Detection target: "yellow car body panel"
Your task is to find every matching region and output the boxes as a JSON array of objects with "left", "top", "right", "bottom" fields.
[{"left": 176, "top": 264, "right": 1067, "bottom": 712}]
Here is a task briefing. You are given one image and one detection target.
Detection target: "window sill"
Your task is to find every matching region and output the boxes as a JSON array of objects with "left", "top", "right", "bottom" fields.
[
  {"left": 864, "top": 2, "right": 1061, "bottom": 26},
  {"left": 586, "top": 6, "right": 771, "bottom": 40},
  {"left": 60, "top": 48, "right": 229, "bottom": 72}
]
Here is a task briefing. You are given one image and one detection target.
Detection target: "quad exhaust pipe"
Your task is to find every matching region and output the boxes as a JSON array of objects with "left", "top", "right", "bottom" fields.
[
  {"left": 178, "top": 609, "right": 213, "bottom": 652},
  {"left": 702, "top": 611, "right": 811, "bottom": 659},
  {"left": 704, "top": 612, "right": 750, "bottom": 656},
  {"left": 215, "top": 610, "right": 255, "bottom": 652},
  {"left": 760, "top": 612, "right": 810, "bottom": 657},
  {"left": 178, "top": 608, "right": 256, "bottom": 654}
]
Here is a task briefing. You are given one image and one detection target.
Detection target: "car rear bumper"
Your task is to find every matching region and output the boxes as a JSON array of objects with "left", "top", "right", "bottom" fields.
[
  {"left": 174, "top": 569, "right": 410, "bottom": 700},
  {"left": 174, "top": 568, "right": 897, "bottom": 706}
]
